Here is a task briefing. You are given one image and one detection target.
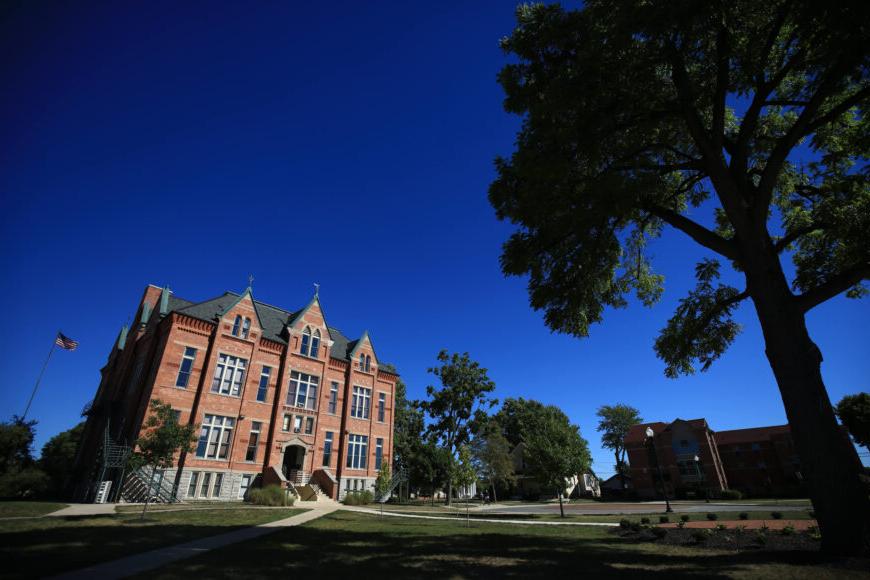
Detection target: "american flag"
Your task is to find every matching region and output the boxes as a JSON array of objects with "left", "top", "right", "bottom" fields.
[{"left": 55, "top": 332, "right": 79, "bottom": 351}]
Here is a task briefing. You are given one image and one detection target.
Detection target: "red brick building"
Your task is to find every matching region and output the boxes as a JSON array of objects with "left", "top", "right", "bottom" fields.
[
  {"left": 626, "top": 418, "right": 806, "bottom": 498},
  {"left": 71, "top": 284, "right": 398, "bottom": 502}
]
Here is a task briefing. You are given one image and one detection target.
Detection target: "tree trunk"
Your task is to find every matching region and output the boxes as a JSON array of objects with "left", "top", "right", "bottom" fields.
[
  {"left": 446, "top": 480, "right": 452, "bottom": 506},
  {"left": 492, "top": 483, "right": 497, "bottom": 503},
  {"left": 616, "top": 450, "right": 626, "bottom": 492},
  {"left": 558, "top": 490, "right": 565, "bottom": 518},
  {"left": 745, "top": 252, "right": 870, "bottom": 555},
  {"left": 140, "top": 467, "right": 155, "bottom": 521}
]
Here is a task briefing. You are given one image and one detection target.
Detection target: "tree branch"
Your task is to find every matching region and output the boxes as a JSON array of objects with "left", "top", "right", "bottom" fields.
[
  {"left": 804, "top": 85, "right": 870, "bottom": 134},
  {"left": 774, "top": 224, "right": 825, "bottom": 252},
  {"left": 646, "top": 205, "right": 740, "bottom": 261},
  {"left": 712, "top": 20, "right": 730, "bottom": 150},
  {"left": 796, "top": 264, "right": 870, "bottom": 313}
]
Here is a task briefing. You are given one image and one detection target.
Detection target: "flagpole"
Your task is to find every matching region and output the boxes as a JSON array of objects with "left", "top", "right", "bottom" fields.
[{"left": 22, "top": 333, "right": 59, "bottom": 421}]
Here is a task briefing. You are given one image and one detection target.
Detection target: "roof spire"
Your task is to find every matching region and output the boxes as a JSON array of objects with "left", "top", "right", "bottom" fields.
[
  {"left": 248, "top": 274, "right": 254, "bottom": 291},
  {"left": 313, "top": 282, "right": 320, "bottom": 298}
]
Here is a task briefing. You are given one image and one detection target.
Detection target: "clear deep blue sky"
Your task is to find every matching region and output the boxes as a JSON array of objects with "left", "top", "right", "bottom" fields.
[{"left": 2, "top": 1, "right": 867, "bottom": 474}]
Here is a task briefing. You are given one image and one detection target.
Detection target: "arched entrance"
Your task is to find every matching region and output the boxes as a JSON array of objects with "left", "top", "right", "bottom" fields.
[{"left": 279, "top": 438, "right": 310, "bottom": 485}]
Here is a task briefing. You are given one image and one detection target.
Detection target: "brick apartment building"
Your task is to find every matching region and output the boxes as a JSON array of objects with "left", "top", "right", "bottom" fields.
[
  {"left": 70, "top": 284, "right": 397, "bottom": 502},
  {"left": 626, "top": 418, "right": 807, "bottom": 498}
]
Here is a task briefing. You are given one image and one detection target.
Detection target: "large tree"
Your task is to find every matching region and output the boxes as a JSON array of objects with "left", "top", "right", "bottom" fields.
[
  {"left": 836, "top": 392, "right": 870, "bottom": 454},
  {"left": 492, "top": 397, "right": 548, "bottom": 447},
  {"left": 0, "top": 416, "right": 47, "bottom": 498},
  {"left": 596, "top": 404, "right": 642, "bottom": 491},
  {"left": 522, "top": 409, "right": 591, "bottom": 517},
  {"left": 470, "top": 419, "right": 515, "bottom": 502},
  {"left": 490, "top": 1, "right": 869, "bottom": 554},
  {"left": 421, "top": 350, "right": 497, "bottom": 504},
  {"left": 40, "top": 421, "right": 85, "bottom": 498}
]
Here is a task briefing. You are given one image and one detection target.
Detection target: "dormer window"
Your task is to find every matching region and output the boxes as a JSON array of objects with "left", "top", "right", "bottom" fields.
[
  {"left": 300, "top": 327, "right": 320, "bottom": 357},
  {"left": 241, "top": 317, "right": 251, "bottom": 339},
  {"left": 365, "top": 355, "right": 371, "bottom": 372},
  {"left": 232, "top": 315, "right": 242, "bottom": 336}
]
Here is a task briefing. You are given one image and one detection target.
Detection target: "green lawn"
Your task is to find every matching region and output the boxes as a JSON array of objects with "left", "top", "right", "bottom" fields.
[
  {"left": 0, "top": 506, "right": 305, "bottom": 578},
  {"left": 0, "top": 501, "right": 67, "bottom": 518},
  {"left": 143, "top": 511, "right": 868, "bottom": 579}
]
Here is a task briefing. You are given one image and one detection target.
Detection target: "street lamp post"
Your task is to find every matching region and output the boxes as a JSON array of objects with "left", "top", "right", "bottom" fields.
[
  {"left": 646, "top": 427, "right": 673, "bottom": 513},
  {"left": 694, "top": 454, "right": 709, "bottom": 503}
]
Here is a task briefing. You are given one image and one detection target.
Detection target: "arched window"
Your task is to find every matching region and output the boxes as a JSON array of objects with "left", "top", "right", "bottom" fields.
[
  {"left": 241, "top": 317, "right": 251, "bottom": 339},
  {"left": 310, "top": 329, "right": 321, "bottom": 358},
  {"left": 359, "top": 354, "right": 365, "bottom": 370},
  {"left": 365, "top": 355, "right": 371, "bottom": 372},
  {"left": 300, "top": 327, "right": 311, "bottom": 356},
  {"left": 232, "top": 315, "right": 242, "bottom": 336}
]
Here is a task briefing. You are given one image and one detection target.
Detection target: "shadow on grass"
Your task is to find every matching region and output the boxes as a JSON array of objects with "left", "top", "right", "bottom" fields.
[{"left": 145, "top": 512, "right": 865, "bottom": 579}]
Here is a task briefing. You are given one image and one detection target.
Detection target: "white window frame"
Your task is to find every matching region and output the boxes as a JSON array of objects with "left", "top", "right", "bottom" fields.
[
  {"left": 196, "top": 414, "right": 236, "bottom": 459},
  {"left": 375, "top": 437, "right": 384, "bottom": 469},
  {"left": 256, "top": 366, "right": 271, "bottom": 402},
  {"left": 239, "top": 474, "right": 252, "bottom": 499},
  {"left": 328, "top": 382, "right": 339, "bottom": 414},
  {"left": 287, "top": 371, "right": 319, "bottom": 410},
  {"left": 304, "top": 417, "right": 314, "bottom": 435},
  {"left": 211, "top": 354, "right": 248, "bottom": 397},
  {"left": 377, "top": 392, "right": 386, "bottom": 422},
  {"left": 351, "top": 386, "right": 371, "bottom": 419},
  {"left": 232, "top": 315, "right": 242, "bottom": 336},
  {"left": 241, "top": 317, "right": 251, "bottom": 339},
  {"left": 282, "top": 414, "right": 291, "bottom": 432},
  {"left": 245, "top": 421, "right": 262, "bottom": 462},
  {"left": 176, "top": 347, "right": 197, "bottom": 388},
  {"left": 323, "top": 432, "right": 334, "bottom": 467},
  {"left": 346, "top": 434, "right": 368, "bottom": 469}
]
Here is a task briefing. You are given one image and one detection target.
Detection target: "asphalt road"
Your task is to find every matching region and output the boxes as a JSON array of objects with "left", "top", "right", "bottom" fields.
[{"left": 476, "top": 500, "right": 810, "bottom": 515}]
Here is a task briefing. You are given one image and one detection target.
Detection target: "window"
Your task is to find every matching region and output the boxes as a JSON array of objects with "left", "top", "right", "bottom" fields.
[
  {"left": 245, "top": 421, "right": 261, "bottom": 462},
  {"left": 211, "top": 354, "right": 247, "bottom": 397},
  {"left": 359, "top": 354, "right": 365, "bottom": 370},
  {"left": 241, "top": 317, "right": 251, "bottom": 339},
  {"left": 365, "top": 355, "right": 371, "bottom": 372},
  {"left": 187, "top": 472, "right": 199, "bottom": 497},
  {"left": 239, "top": 474, "right": 252, "bottom": 499},
  {"left": 176, "top": 347, "right": 197, "bottom": 387},
  {"left": 304, "top": 417, "right": 314, "bottom": 435},
  {"left": 282, "top": 414, "right": 291, "bottom": 432},
  {"left": 196, "top": 414, "right": 236, "bottom": 459},
  {"left": 377, "top": 393, "right": 386, "bottom": 422},
  {"left": 199, "top": 472, "right": 212, "bottom": 498},
  {"left": 375, "top": 437, "right": 383, "bottom": 469},
  {"left": 323, "top": 432, "right": 333, "bottom": 467},
  {"left": 311, "top": 329, "right": 320, "bottom": 358},
  {"left": 256, "top": 366, "right": 271, "bottom": 402},
  {"left": 751, "top": 443, "right": 761, "bottom": 451},
  {"left": 300, "top": 326, "right": 319, "bottom": 357},
  {"left": 232, "top": 315, "right": 242, "bottom": 336},
  {"left": 287, "top": 371, "right": 319, "bottom": 410},
  {"left": 351, "top": 386, "right": 371, "bottom": 419},
  {"left": 212, "top": 473, "right": 223, "bottom": 498},
  {"left": 346, "top": 434, "right": 368, "bottom": 469},
  {"left": 328, "top": 382, "right": 338, "bottom": 414},
  {"left": 293, "top": 416, "right": 302, "bottom": 433}
]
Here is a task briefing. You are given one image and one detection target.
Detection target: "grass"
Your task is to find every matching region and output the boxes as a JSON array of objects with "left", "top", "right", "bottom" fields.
[
  {"left": 0, "top": 506, "right": 305, "bottom": 578},
  {"left": 142, "top": 511, "right": 867, "bottom": 579},
  {"left": 0, "top": 501, "right": 67, "bottom": 518}
]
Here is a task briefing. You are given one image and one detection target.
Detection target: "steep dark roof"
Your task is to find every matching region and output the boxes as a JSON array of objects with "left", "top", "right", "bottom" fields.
[
  {"left": 714, "top": 425, "right": 790, "bottom": 446},
  {"left": 168, "top": 291, "right": 357, "bottom": 361}
]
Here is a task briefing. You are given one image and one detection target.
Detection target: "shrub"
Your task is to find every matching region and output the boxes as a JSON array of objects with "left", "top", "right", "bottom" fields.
[
  {"left": 659, "top": 515, "right": 669, "bottom": 524},
  {"left": 343, "top": 490, "right": 374, "bottom": 505},
  {"left": 715, "top": 523, "right": 727, "bottom": 531},
  {"left": 720, "top": 489, "right": 742, "bottom": 500},
  {"left": 619, "top": 518, "right": 631, "bottom": 529},
  {"left": 807, "top": 525, "right": 821, "bottom": 541},
  {"left": 677, "top": 521, "right": 686, "bottom": 529},
  {"left": 770, "top": 511, "right": 783, "bottom": 520},
  {"left": 640, "top": 517, "right": 650, "bottom": 525},
  {"left": 630, "top": 522, "right": 642, "bottom": 532},
  {"left": 753, "top": 532, "right": 767, "bottom": 546},
  {"left": 706, "top": 512, "right": 718, "bottom": 521},
  {"left": 738, "top": 512, "right": 749, "bottom": 520},
  {"left": 781, "top": 524, "right": 795, "bottom": 536},
  {"left": 760, "top": 523, "right": 770, "bottom": 533},
  {"left": 652, "top": 527, "right": 667, "bottom": 539},
  {"left": 691, "top": 529, "right": 713, "bottom": 543},
  {"left": 680, "top": 514, "right": 690, "bottom": 522},
  {"left": 247, "top": 485, "right": 293, "bottom": 506}
]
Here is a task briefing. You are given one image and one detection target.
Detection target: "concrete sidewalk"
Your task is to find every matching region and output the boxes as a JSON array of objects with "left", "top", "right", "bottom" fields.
[
  {"left": 51, "top": 504, "right": 338, "bottom": 580},
  {"left": 47, "top": 503, "right": 118, "bottom": 517},
  {"left": 345, "top": 506, "right": 617, "bottom": 527}
]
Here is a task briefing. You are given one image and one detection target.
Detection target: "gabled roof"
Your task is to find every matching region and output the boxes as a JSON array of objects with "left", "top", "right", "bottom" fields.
[
  {"left": 714, "top": 425, "right": 790, "bottom": 446},
  {"left": 625, "top": 422, "right": 668, "bottom": 444},
  {"left": 165, "top": 289, "right": 363, "bottom": 362}
]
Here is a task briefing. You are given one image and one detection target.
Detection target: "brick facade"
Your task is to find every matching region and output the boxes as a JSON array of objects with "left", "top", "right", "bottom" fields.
[
  {"left": 71, "top": 284, "right": 397, "bottom": 502},
  {"left": 626, "top": 418, "right": 805, "bottom": 499}
]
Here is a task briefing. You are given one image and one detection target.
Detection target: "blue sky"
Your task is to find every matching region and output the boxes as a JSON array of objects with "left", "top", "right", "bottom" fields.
[{"left": 2, "top": 1, "right": 867, "bottom": 474}]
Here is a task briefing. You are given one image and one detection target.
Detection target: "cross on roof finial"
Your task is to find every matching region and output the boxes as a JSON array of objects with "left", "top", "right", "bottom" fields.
[
  {"left": 313, "top": 282, "right": 320, "bottom": 298},
  {"left": 248, "top": 274, "right": 254, "bottom": 289}
]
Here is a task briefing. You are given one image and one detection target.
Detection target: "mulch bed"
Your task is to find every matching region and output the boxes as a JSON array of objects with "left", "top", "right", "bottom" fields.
[
  {"left": 613, "top": 525, "right": 821, "bottom": 552},
  {"left": 660, "top": 519, "right": 815, "bottom": 530}
]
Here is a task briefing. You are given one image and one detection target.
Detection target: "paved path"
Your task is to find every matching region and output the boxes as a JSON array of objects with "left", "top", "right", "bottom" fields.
[
  {"left": 474, "top": 500, "right": 810, "bottom": 516},
  {"left": 47, "top": 503, "right": 118, "bottom": 517},
  {"left": 344, "top": 506, "right": 617, "bottom": 527},
  {"left": 51, "top": 504, "right": 338, "bottom": 580}
]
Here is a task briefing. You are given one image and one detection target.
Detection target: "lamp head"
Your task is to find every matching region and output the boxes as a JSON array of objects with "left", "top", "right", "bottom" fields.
[{"left": 645, "top": 427, "right": 654, "bottom": 438}]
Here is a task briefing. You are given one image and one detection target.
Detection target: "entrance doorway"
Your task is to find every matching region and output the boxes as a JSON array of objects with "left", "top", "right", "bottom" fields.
[{"left": 282, "top": 445, "right": 306, "bottom": 482}]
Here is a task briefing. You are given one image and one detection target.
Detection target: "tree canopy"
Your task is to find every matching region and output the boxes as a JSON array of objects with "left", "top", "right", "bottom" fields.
[
  {"left": 40, "top": 421, "right": 84, "bottom": 498},
  {"left": 596, "top": 404, "right": 642, "bottom": 487},
  {"left": 470, "top": 419, "right": 515, "bottom": 501},
  {"left": 836, "top": 392, "right": 870, "bottom": 453}
]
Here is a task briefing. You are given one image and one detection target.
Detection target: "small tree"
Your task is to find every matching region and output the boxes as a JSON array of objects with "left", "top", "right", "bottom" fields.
[
  {"left": 374, "top": 463, "right": 392, "bottom": 517},
  {"left": 40, "top": 422, "right": 85, "bottom": 498},
  {"left": 0, "top": 416, "right": 48, "bottom": 498},
  {"left": 596, "top": 404, "right": 642, "bottom": 491},
  {"left": 470, "top": 420, "right": 515, "bottom": 502},
  {"left": 129, "top": 399, "right": 197, "bottom": 519},
  {"left": 836, "top": 393, "right": 870, "bottom": 454},
  {"left": 453, "top": 445, "right": 477, "bottom": 527},
  {"left": 421, "top": 350, "right": 497, "bottom": 505},
  {"left": 522, "top": 411, "right": 591, "bottom": 518}
]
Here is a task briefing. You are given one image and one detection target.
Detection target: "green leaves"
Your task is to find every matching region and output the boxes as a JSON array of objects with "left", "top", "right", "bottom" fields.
[
  {"left": 655, "top": 260, "right": 747, "bottom": 377},
  {"left": 131, "top": 399, "right": 197, "bottom": 470},
  {"left": 521, "top": 407, "right": 591, "bottom": 493}
]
